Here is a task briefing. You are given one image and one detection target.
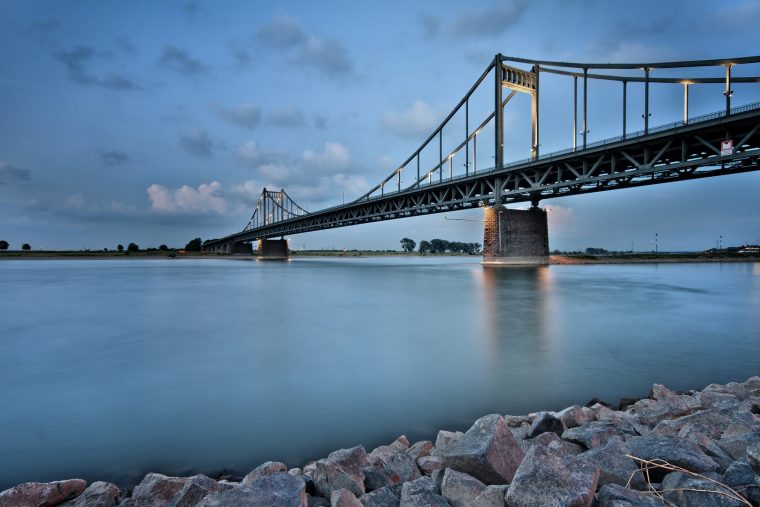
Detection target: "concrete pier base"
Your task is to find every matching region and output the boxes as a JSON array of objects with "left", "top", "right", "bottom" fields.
[
  {"left": 482, "top": 206, "right": 549, "bottom": 265},
  {"left": 258, "top": 239, "right": 289, "bottom": 260}
]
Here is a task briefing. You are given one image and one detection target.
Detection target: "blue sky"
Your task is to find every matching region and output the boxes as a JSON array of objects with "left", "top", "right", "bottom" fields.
[{"left": 1, "top": 0, "right": 759, "bottom": 251}]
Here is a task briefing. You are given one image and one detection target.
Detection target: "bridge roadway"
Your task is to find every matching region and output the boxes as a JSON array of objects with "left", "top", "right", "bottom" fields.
[{"left": 206, "top": 102, "right": 760, "bottom": 248}]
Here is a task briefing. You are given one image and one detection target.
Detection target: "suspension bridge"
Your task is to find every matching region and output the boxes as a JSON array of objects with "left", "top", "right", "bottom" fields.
[{"left": 204, "top": 54, "right": 760, "bottom": 263}]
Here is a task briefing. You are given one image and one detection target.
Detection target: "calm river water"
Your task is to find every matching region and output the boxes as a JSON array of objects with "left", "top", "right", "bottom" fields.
[{"left": 1, "top": 257, "right": 759, "bottom": 488}]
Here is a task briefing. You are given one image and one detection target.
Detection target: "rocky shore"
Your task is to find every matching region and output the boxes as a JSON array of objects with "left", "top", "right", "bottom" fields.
[{"left": 2, "top": 377, "right": 759, "bottom": 507}]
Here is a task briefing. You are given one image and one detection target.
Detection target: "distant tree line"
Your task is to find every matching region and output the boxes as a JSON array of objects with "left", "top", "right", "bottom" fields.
[{"left": 401, "top": 237, "right": 482, "bottom": 254}]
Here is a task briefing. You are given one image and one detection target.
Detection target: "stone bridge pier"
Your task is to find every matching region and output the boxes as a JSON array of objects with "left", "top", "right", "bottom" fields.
[
  {"left": 482, "top": 205, "right": 549, "bottom": 265},
  {"left": 258, "top": 239, "right": 289, "bottom": 260}
]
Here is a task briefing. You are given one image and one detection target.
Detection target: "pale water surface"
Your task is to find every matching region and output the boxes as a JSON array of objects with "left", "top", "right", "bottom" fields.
[{"left": 1, "top": 257, "right": 759, "bottom": 488}]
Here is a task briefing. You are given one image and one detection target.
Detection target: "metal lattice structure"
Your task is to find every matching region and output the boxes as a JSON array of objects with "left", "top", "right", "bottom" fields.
[
  {"left": 243, "top": 188, "right": 309, "bottom": 231},
  {"left": 205, "top": 53, "right": 760, "bottom": 250}
]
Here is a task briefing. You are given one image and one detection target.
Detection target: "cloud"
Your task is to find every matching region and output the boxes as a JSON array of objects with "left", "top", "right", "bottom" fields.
[
  {"left": 52, "top": 45, "right": 141, "bottom": 90},
  {"left": 214, "top": 103, "right": 262, "bottom": 129},
  {"left": 179, "top": 129, "right": 215, "bottom": 158},
  {"left": 0, "top": 161, "right": 31, "bottom": 184},
  {"left": 159, "top": 46, "right": 208, "bottom": 75},
  {"left": 303, "top": 142, "right": 350, "bottom": 170},
  {"left": 101, "top": 150, "right": 129, "bottom": 166},
  {"left": 313, "top": 114, "right": 328, "bottom": 130},
  {"left": 147, "top": 181, "right": 229, "bottom": 214},
  {"left": 420, "top": 2, "right": 528, "bottom": 40},
  {"left": 268, "top": 107, "right": 307, "bottom": 128},
  {"left": 256, "top": 14, "right": 353, "bottom": 77},
  {"left": 381, "top": 100, "right": 441, "bottom": 138},
  {"left": 66, "top": 193, "right": 88, "bottom": 210},
  {"left": 235, "top": 140, "right": 286, "bottom": 166}
]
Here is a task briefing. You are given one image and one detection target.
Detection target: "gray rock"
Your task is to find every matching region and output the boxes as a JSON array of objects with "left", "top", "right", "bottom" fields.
[
  {"left": 362, "top": 463, "right": 400, "bottom": 491},
  {"left": 434, "top": 431, "right": 464, "bottom": 450},
  {"left": 418, "top": 456, "right": 445, "bottom": 475},
  {"left": 433, "top": 414, "right": 524, "bottom": 485},
  {"left": 677, "top": 423, "right": 735, "bottom": 471},
  {"left": 561, "top": 421, "right": 627, "bottom": 450},
  {"left": 717, "top": 431, "right": 760, "bottom": 460},
  {"left": 526, "top": 412, "right": 566, "bottom": 438},
  {"left": 198, "top": 473, "right": 306, "bottom": 507},
  {"left": 243, "top": 461, "right": 289, "bottom": 485},
  {"left": 504, "top": 415, "right": 533, "bottom": 427},
  {"left": 331, "top": 488, "right": 363, "bottom": 507},
  {"left": 386, "top": 452, "right": 420, "bottom": 483},
  {"left": 0, "top": 479, "right": 87, "bottom": 507},
  {"left": 505, "top": 445, "right": 599, "bottom": 507},
  {"left": 290, "top": 468, "right": 303, "bottom": 476},
  {"left": 168, "top": 475, "right": 233, "bottom": 507},
  {"left": 131, "top": 473, "right": 189, "bottom": 507},
  {"left": 722, "top": 458, "right": 760, "bottom": 488},
  {"left": 595, "top": 484, "right": 665, "bottom": 506},
  {"left": 748, "top": 442, "right": 760, "bottom": 474},
  {"left": 472, "top": 485, "right": 507, "bottom": 507},
  {"left": 626, "top": 435, "right": 719, "bottom": 473},
  {"left": 406, "top": 441, "right": 433, "bottom": 462},
  {"left": 308, "top": 494, "right": 331, "bottom": 507},
  {"left": 555, "top": 405, "right": 590, "bottom": 429},
  {"left": 440, "top": 468, "right": 487, "bottom": 507},
  {"left": 314, "top": 446, "right": 368, "bottom": 498},
  {"left": 399, "top": 477, "right": 449, "bottom": 507},
  {"left": 661, "top": 471, "right": 745, "bottom": 506},
  {"left": 359, "top": 484, "right": 401, "bottom": 507},
  {"left": 578, "top": 436, "right": 645, "bottom": 489},
  {"left": 61, "top": 481, "right": 120, "bottom": 507},
  {"left": 368, "top": 437, "right": 410, "bottom": 466}
]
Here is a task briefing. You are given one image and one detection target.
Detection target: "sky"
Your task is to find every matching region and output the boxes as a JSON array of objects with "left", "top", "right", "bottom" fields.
[{"left": 0, "top": 0, "right": 759, "bottom": 252}]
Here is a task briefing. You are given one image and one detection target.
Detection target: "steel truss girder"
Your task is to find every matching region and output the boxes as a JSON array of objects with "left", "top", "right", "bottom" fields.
[{"left": 207, "top": 110, "right": 760, "bottom": 247}]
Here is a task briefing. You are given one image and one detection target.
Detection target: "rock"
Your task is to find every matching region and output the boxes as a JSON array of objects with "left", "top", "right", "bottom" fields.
[
  {"left": 399, "top": 477, "right": 449, "bottom": 507},
  {"left": 526, "top": 412, "right": 566, "bottom": 438},
  {"left": 440, "top": 468, "right": 486, "bottom": 507},
  {"left": 661, "top": 471, "right": 745, "bottom": 506},
  {"left": 578, "top": 436, "right": 645, "bottom": 489},
  {"left": 586, "top": 397, "right": 614, "bottom": 409},
  {"left": 561, "top": 421, "right": 628, "bottom": 450},
  {"left": 406, "top": 441, "right": 433, "bottom": 462},
  {"left": 418, "top": 456, "right": 445, "bottom": 475},
  {"left": 618, "top": 397, "right": 641, "bottom": 411},
  {"left": 518, "top": 431, "right": 582, "bottom": 458},
  {"left": 748, "top": 442, "right": 760, "bottom": 474},
  {"left": 433, "top": 414, "right": 524, "bottom": 484},
  {"left": 595, "top": 484, "right": 665, "bottom": 506},
  {"left": 198, "top": 473, "right": 306, "bottom": 507},
  {"left": 504, "top": 415, "right": 533, "bottom": 427},
  {"left": 722, "top": 458, "right": 760, "bottom": 488},
  {"left": 63, "top": 481, "right": 121, "bottom": 507},
  {"left": 505, "top": 445, "right": 599, "bottom": 507},
  {"left": 555, "top": 405, "right": 590, "bottom": 429},
  {"left": 243, "top": 461, "right": 289, "bottom": 485},
  {"left": 290, "top": 468, "right": 303, "bottom": 476},
  {"left": 358, "top": 484, "right": 401, "bottom": 507},
  {"left": 131, "top": 473, "right": 188, "bottom": 507},
  {"left": 717, "top": 431, "right": 760, "bottom": 460},
  {"left": 313, "top": 446, "right": 368, "bottom": 498},
  {"left": 368, "top": 437, "right": 409, "bottom": 466},
  {"left": 308, "top": 495, "right": 331, "bottom": 507},
  {"left": 434, "top": 430, "right": 464, "bottom": 450},
  {"left": 362, "top": 463, "right": 400, "bottom": 491},
  {"left": 168, "top": 475, "right": 233, "bottom": 507},
  {"left": 331, "top": 488, "right": 363, "bottom": 507},
  {"left": 471, "top": 485, "right": 507, "bottom": 507},
  {"left": 0, "top": 479, "right": 87, "bottom": 507},
  {"left": 676, "top": 423, "right": 734, "bottom": 471},
  {"left": 627, "top": 435, "right": 719, "bottom": 474},
  {"left": 386, "top": 452, "right": 420, "bottom": 483}
]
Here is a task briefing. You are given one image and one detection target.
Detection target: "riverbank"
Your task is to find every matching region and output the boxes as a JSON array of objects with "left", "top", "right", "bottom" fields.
[
  {"left": 2, "top": 250, "right": 759, "bottom": 264},
  {"left": 2, "top": 376, "right": 758, "bottom": 506}
]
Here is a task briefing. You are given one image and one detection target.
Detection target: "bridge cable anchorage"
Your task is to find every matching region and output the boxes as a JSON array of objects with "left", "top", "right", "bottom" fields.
[{"left": 244, "top": 188, "right": 309, "bottom": 231}]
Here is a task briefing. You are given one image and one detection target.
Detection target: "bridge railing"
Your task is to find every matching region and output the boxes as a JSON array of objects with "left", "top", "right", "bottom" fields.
[{"left": 359, "top": 99, "right": 760, "bottom": 199}]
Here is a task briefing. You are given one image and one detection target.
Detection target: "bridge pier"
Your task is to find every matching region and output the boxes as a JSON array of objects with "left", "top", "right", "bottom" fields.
[
  {"left": 258, "top": 239, "right": 289, "bottom": 260},
  {"left": 206, "top": 242, "right": 252, "bottom": 255},
  {"left": 482, "top": 206, "right": 549, "bottom": 265}
]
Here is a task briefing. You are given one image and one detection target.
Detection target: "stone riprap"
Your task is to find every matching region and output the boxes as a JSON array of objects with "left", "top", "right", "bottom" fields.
[{"left": 2, "top": 377, "right": 759, "bottom": 507}]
